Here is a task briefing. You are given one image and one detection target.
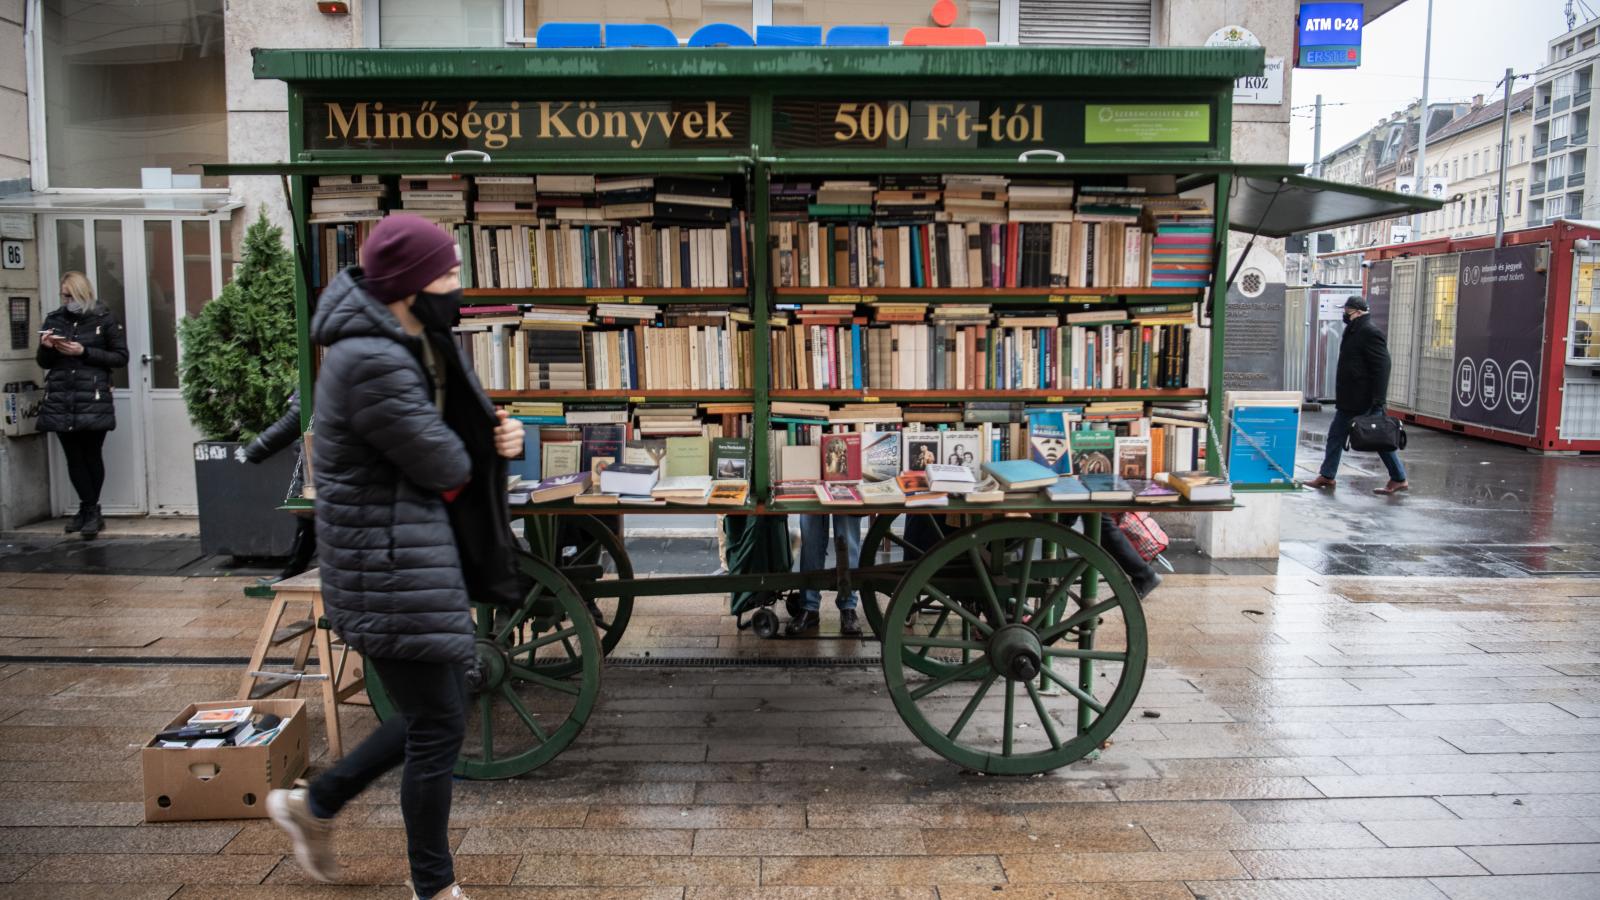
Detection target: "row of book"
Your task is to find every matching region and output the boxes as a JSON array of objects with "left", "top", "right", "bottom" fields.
[
  {"left": 767, "top": 219, "right": 1154, "bottom": 290},
  {"left": 769, "top": 308, "right": 1204, "bottom": 392},
  {"left": 468, "top": 218, "right": 749, "bottom": 290},
  {"left": 451, "top": 306, "right": 756, "bottom": 392},
  {"left": 310, "top": 174, "right": 740, "bottom": 224},
  {"left": 505, "top": 409, "right": 756, "bottom": 507},
  {"left": 766, "top": 406, "right": 1209, "bottom": 485}
]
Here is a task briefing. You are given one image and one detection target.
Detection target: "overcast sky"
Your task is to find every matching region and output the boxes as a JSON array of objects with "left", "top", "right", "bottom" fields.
[{"left": 1288, "top": 0, "right": 1577, "bottom": 164}]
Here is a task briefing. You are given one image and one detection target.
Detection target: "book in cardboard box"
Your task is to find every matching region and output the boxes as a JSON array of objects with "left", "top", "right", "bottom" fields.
[{"left": 143, "top": 699, "right": 308, "bottom": 822}]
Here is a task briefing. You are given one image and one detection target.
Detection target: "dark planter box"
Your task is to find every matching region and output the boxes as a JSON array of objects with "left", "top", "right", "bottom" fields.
[{"left": 194, "top": 441, "right": 301, "bottom": 559}]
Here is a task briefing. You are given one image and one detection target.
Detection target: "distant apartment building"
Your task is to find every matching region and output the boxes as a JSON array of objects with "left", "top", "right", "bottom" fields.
[
  {"left": 1417, "top": 88, "right": 1534, "bottom": 240},
  {"left": 1529, "top": 19, "right": 1600, "bottom": 224}
]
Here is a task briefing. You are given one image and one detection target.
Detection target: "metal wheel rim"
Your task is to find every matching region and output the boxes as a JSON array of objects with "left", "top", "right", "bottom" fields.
[{"left": 881, "top": 519, "right": 1148, "bottom": 775}]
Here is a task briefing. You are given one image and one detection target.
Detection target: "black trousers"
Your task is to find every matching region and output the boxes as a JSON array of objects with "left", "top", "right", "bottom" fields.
[
  {"left": 55, "top": 431, "right": 108, "bottom": 507},
  {"left": 308, "top": 656, "right": 467, "bottom": 898}
]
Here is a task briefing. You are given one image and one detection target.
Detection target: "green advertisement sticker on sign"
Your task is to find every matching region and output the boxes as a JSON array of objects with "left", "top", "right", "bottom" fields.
[{"left": 1084, "top": 103, "right": 1211, "bottom": 144}]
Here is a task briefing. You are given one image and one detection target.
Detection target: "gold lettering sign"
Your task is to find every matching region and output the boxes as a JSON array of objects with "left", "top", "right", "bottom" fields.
[{"left": 310, "top": 99, "right": 749, "bottom": 152}]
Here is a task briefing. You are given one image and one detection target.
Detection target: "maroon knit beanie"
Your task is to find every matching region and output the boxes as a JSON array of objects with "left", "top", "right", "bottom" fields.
[{"left": 360, "top": 215, "right": 460, "bottom": 303}]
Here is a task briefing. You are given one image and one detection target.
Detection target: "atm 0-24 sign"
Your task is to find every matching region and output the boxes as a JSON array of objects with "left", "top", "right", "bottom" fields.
[{"left": 1297, "top": 2, "right": 1363, "bottom": 69}]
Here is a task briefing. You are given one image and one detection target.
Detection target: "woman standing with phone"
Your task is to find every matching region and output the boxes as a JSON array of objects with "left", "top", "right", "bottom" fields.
[{"left": 37, "top": 271, "right": 128, "bottom": 538}]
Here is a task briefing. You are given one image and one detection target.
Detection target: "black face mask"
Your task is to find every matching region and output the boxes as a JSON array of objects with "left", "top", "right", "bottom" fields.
[
  {"left": 1343, "top": 310, "right": 1358, "bottom": 325},
  {"left": 412, "top": 288, "right": 462, "bottom": 333}
]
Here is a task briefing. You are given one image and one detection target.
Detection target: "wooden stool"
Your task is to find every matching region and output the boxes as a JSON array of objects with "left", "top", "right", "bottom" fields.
[{"left": 238, "top": 569, "right": 367, "bottom": 759}]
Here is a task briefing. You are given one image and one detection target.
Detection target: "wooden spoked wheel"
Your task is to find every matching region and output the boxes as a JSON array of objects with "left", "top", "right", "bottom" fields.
[
  {"left": 524, "top": 514, "right": 633, "bottom": 674},
  {"left": 881, "top": 519, "right": 1147, "bottom": 775},
  {"left": 367, "top": 554, "right": 601, "bottom": 780}
]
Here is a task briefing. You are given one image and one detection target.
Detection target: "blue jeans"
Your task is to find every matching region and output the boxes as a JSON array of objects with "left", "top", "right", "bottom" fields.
[
  {"left": 799, "top": 514, "right": 862, "bottom": 611},
  {"left": 1321, "top": 407, "right": 1407, "bottom": 482}
]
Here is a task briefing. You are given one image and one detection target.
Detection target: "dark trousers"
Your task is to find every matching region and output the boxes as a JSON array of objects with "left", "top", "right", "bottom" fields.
[
  {"left": 308, "top": 656, "right": 467, "bottom": 898},
  {"left": 56, "top": 431, "right": 108, "bottom": 507},
  {"left": 279, "top": 518, "right": 317, "bottom": 580},
  {"left": 1320, "top": 407, "right": 1407, "bottom": 482}
]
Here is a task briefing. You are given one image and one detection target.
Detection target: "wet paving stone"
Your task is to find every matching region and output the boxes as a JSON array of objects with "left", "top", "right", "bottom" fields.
[{"left": 0, "top": 567, "right": 1597, "bottom": 895}]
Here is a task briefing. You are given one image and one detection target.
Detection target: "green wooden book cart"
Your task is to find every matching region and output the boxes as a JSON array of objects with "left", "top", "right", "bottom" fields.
[{"left": 214, "top": 45, "right": 1438, "bottom": 780}]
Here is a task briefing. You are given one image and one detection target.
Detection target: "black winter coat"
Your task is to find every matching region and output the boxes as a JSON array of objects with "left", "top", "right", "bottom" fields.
[
  {"left": 243, "top": 391, "right": 302, "bottom": 463},
  {"left": 36, "top": 306, "right": 128, "bottom": 433},
  {"left": 1335, "top": 313, "right": 1392, "bottom": 414},
  {"left": 309, "top": 269, "right": 524, "bottom": 665}
]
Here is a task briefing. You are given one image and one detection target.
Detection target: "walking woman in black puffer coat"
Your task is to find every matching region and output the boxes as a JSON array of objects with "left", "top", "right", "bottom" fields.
[{"left": 36, "top": 271, "right": 128, "bottom": 538}]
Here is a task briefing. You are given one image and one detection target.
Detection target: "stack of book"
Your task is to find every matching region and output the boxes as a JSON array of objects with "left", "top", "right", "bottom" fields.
[
  {"left": 536, "top": 174, "right": 599, "bottom": 221},
  {"left": 582, "top": 311, "right": 755, "bottom": 391},
  {"left": 397, "top": 175, "right": 468, "bottom": 221},
  {"left": 309, "top": 176, "right": 387, "bottom": 223},
  {"left": 474, "top": 176, "right": 538, "bottom": 221},
  {"left": 596, "top": 175, "right": 655, "bottom": 220},
  {"left": 1147, "top": 202, "right": 1215, "bottom": 289}
]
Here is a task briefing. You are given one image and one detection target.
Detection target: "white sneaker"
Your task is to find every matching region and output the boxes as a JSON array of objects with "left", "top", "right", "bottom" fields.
[
  {"left": 266, "top": 781, "right": 340, "bottom": 882},
  {"left": 413, "top": 883, "right": 472, "bottom": 900}
]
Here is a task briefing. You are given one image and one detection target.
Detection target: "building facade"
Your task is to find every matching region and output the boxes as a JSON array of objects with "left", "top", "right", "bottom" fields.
[
  {"left": 1529, "top": 19, "right": 1598, "bottom": 225},
  {"left": 0, "top": 0, "right": 1391, "bottom": 526},
  {"left": 1417, "top": 88, "right": 1535, "bottom": 241}
]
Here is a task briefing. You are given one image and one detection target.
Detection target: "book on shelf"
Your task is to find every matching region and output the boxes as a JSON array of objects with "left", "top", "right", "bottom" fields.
[
  {"left": 1131, "top": 478, "right": 1180, "bottom": 504},
  {"left": 1044, "top": 476, "right": 1090, "bottom": 502},
  {"left": 967, "top": 476, "right": 1006, "bottom": 503},
  {"left": 664, "top": 435, "right": 710, "bottom": 478},
  {"left": 815, "top": 482, "right": 865, "bottom": 506},
  {"left": 766, "top": 175, "right": 1211, "bottom": 290},
  {"left": 1080, "top": 472, "right": 1135, "bottom": 502},
  {"left": 861, "top": 430, "right": 901, "bottom": 482},
  {"left": 1114, "top": 436, "right": 1153, "bottom": 481},
  {"left": 525, "top": 472, "right": 591, "bottom": 504},
  {"left": 1160, "top": 470, "right": 1232, "bottom": 502},
  {"left": 896, "top": 471, "right": 930, "bottom": 494},
  {"left": 767, "top": 308, "right": 1201, "bottom": 393},
  {"left": 711, "top": 437, "right": 751, "bottom": 480},
  {"left": 1069, "top": 428, "right": 1116, "bottom": 476},
  {"left": 860, "top": 479, "right": 906, "bottom": 505},
  {"left": 820, "top": 432, "right": 861, "bottom": 482},
  {"left": 1027, "top": 410, "right": 1074, "bottom": 475},
  {"left": 773, "top": 479, "right": 821, "bottom": 501},
  {"left": 925, "top": 463, "right": 977, "bottom": 494},
  {"left": 652, "top": 474, "right": 714, "bottom": 503},
  {"left": 599, "top": 463, "right": 659, "bottom": 495},
  {"left": 779, "top": 444, "right": 822, "bottom": 483},
  {"left": 707, "top": 479, "right": 750, "bottom": 506},
  {"left": 904, "top": 491, "right": 949, "bottom": 507},
  {"left": 983, "top": 459, "right": 1060, "bottom": 491}
]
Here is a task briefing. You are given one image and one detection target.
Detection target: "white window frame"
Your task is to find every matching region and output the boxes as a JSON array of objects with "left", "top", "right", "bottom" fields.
[{"left": 22, "top": 0, "right": 232, "bottom": 197}]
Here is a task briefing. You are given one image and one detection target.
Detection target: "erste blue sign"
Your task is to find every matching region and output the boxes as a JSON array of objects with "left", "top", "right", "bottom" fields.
[{"left": 1296, "top": 2, "right": 1363, "bottom": 69}]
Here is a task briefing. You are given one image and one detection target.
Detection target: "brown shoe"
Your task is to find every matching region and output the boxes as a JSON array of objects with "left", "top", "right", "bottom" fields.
[
  {"left": 1373, "top": 481, "right": 1410, "bottom": 495},
  {"left": 1305, "top": 476, "right": 1336, "bottom": 490}
]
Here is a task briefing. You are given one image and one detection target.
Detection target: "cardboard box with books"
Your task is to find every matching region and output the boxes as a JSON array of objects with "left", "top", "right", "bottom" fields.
[{"left": 142, "top": 699, "right": 308, "bottom": 822}]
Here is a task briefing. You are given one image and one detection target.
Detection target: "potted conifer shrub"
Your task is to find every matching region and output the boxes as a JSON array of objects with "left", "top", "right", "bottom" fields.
[{"left": 178, "top": 211, "right": 301, "bottom": 559}]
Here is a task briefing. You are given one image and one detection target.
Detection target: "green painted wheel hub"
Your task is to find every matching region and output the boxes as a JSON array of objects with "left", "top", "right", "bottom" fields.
[
  {"left": 473, "top": 638, "right": 509, "bottom": 692},
  {"left": 988, "top": 624, "right": 1042, "bottom": 682}
]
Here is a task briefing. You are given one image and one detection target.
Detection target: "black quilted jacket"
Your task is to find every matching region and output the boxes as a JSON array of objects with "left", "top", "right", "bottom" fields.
[
  {"left": 35, "top": 306, "right": 128, "bottom": 433},
  {"left": 309, "top": 269, "right": 480, "bottom": 664}
]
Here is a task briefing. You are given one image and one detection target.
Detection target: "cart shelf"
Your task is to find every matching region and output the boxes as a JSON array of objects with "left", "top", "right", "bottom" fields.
[
  {"left": 465, "top": 288, "right": 750, "bottom": 304},
  {"left": 770, "top": 389, "right": 1206, "bottom": 402},
  {"left": 488, "top": 390, "right": 752, "bottom": 401},
  {"left": 771, "top": 288, "right": 1202, "bottom": 305}
]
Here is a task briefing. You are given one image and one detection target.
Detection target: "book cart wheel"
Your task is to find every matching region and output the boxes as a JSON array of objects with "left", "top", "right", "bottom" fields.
[
  {"left": 881, "top": 519, "right": 1147, "bottom": 776},
  {"left": 861, "top": 514, "right": 985, "bottom": 681},
  {"left": 366, "top": 553, "right": 601, "bottom": 780},
  {"left": 523, "top": 514, "right": 634, "bottom": 675}
]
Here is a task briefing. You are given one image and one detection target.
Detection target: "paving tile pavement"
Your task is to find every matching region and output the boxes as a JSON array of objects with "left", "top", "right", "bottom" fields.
[{"left": 0, "top": 572, "right": 1598, "bottom": 897}]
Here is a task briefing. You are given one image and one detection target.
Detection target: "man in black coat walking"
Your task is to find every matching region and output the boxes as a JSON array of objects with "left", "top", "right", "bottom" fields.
[
  {"left": 265, "top": 215, "right": 524, "bottom": 900},
  {"left": 1308, "top": 296, "right": 1409, "bottom": 495}
]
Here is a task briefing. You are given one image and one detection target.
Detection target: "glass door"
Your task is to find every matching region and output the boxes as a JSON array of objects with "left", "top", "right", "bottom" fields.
[
  {"left": 43, "top": 216, "right": 148, "bottom": 516},
  {"left": 42, "top": 214, "right": 234, "bottom": 517}
]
